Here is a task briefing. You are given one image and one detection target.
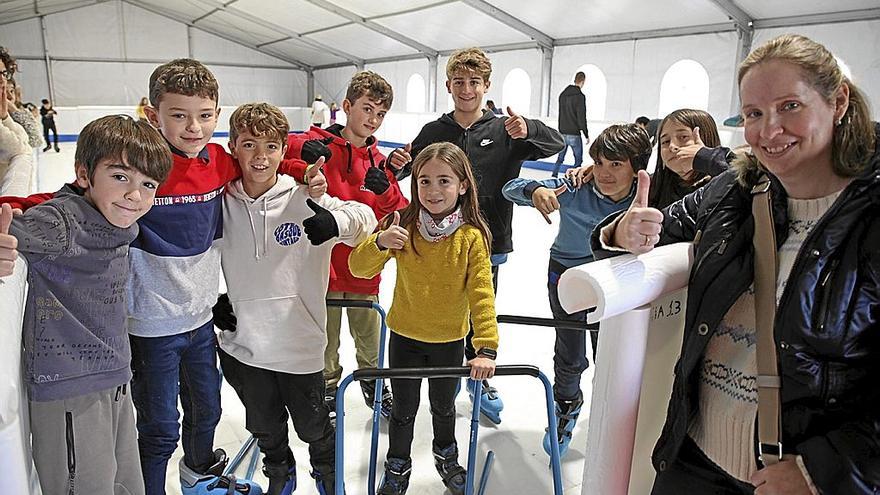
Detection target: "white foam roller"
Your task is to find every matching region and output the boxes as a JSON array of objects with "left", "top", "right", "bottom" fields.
[{"left": 557, "top": 242, "right": 694, "bottom": 322}]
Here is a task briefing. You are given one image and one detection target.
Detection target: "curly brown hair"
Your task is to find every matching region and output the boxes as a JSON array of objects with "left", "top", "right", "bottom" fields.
[
  {"left": 345, "top": 71, "right": 393, "bottom": 109},
  {"left": 228, "top": 102, "right": 289, "bottom": 145}
]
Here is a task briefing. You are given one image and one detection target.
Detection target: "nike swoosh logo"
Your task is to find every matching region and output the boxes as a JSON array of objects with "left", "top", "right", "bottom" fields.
[{"left": 480, "top": 139, "right": 493, "bottom": 146}]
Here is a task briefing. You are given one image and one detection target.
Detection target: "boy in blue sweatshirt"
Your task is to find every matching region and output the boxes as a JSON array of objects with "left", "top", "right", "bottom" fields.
[
  {"left": 502, "top": 123, "right": 652, "bottom": 458},
  {"left": 3, "top": 115, "right": 172, "bottom": 495}
]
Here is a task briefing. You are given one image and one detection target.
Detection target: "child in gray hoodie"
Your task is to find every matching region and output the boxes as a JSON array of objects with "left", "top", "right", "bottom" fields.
[{"left": 2, "top": 115, "right": 172, "bottom": 495}]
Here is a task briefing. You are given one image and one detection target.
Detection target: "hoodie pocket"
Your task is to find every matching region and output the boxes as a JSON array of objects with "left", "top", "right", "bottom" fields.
[{"left": 218, "top": 295, "right": 325, "bottom": 367}]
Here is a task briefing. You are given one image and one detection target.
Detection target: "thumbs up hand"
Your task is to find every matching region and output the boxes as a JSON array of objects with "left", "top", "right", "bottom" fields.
[
  {"left": 387, "top": 143, "right": 412, "bottom": 171},
  {"left": 612, "top": 171, "right": 664, "bottom": 254},
  {"left": 363, "top": 160, "right": 391, "bottom": 195},
  {"left": 303, "top": 198, "right": 339, "bottom": 246},
  {"left": 305, "top": 156, "right": 327, "bottom": 198},
  {"left": 376, "top": 211, "right": 408, "bottom": 250},
  {"left": 504, "top": 106, "right": 528, "bottom": 139},
  {"left": 0, "top": 204, "right": 19, "bottom": 277}
]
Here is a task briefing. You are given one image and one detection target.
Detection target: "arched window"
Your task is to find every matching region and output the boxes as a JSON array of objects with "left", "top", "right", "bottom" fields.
[
  {"left": 575, "top": 64, "right": 607, "bottom": 121},
  {"left": 658, "top": 59, "right": 710, "bottom": 116},
  {"left": 406, "top": 73, "right": 426, "bottom": 113},
  {"left": 502, "top": 68, "right": 531, "bottom": 116}
]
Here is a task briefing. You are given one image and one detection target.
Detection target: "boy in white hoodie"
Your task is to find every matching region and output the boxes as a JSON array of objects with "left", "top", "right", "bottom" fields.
[{"left": 214, "top": 103, "right": 376, "bottom": 495}]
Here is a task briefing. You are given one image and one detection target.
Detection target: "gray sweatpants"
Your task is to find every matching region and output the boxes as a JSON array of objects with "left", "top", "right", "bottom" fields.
[{"left": 30, "top": 385, "right": 144, "bottom": 495}]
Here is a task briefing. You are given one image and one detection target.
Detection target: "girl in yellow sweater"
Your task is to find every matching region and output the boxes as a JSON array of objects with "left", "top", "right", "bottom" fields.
[{"left": 349, "top": 142, "right": 499, "bottom": 495}]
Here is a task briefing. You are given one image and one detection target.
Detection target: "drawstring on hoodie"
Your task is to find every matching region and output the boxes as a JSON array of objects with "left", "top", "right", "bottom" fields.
[
  {"left": 345, "top": 141, "right": 353, "bottom": 173},
  {"left": 242, "top": 196, "right": 270, "bottom": 260}
]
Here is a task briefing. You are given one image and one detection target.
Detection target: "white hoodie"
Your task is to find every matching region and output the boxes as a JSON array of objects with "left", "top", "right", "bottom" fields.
[{"left": 219, "top": 175, "right": 376, "bottom": 374}]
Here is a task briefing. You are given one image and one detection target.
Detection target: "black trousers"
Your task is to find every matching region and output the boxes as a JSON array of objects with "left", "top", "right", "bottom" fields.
[
  {"left": 387, "top": 332, "right": 464, "bottom": 460},
  {"left": 219, "top": 349, "right": 335, "bottom": 470},
  {"left": 42, "top": 121, "right": 58, "bottom": 146},
  {"left": 465, "top": 264, "right": 499, "bottom": 360},
  {"left": 548, "top": 258, "right": 599, "bottom": 401},
  {"left": 651, "top": 436, "right": 755, "bottom": 495}
]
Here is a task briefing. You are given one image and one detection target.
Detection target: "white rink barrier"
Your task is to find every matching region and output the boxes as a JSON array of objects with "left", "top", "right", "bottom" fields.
[
  {"left": 0, "top": 256, "right": 41, "bottom": 494},
  {"left": 557, "top": 243, "right": 693, "bottom": 495}
]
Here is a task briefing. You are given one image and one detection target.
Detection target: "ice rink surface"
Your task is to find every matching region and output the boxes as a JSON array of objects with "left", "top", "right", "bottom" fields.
[{"left": 33, "top": 140, "right": 595, "bottom": 494}]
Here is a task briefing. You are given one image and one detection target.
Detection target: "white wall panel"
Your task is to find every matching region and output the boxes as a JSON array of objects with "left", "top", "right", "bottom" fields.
[
  {"left": 207, "top": 66, "right": 307, "bottom": 107},
  {"left": 122, "top": 2, "right": 188, "bottom": 61},
  {"left": 313, "top": 66, "right": 359, "bottom": 108},
  {"left": 189, "top": 30, "right": 295, "bottom": 67},
  {"left": 752, "top": 21, "right": 880, "bottom": 117},
  {"left": 0, "top": 18, "right": 44, "bottom": 57},
  {"left": 44, "top": 2, "right": 123, "bottom": 58},
  {"left": 365, "top": 58, "right": 429, "bottom": 113},
  {"left": 14, "top": 60, "right": 51, "bottom": 106},
  {"left": 631, "top": 32, "right": 737, "bottom": 123},
  {"left": 482, "top": 49, "right": 543, "bottom": 118},
  {"left": 51, "top": 61, "right": 154, "bottom": 106},
  {"left": 552, "top": 41, "right": 636, "bottom": 124}
]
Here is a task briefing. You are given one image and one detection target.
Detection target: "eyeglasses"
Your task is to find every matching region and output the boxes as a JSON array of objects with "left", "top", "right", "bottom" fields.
[{"left": 0, "top": 70, "right": 11, "bottom": 81}]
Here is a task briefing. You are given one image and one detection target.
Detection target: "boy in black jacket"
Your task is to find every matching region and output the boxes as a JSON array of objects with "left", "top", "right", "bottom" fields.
[{"left": 388, "top": 47, "right": 564, "bottom": 424}]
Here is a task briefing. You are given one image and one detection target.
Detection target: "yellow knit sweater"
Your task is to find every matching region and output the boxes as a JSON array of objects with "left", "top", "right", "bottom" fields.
[{"left": 348, "top": 225, "right": 499, "bottom": 351}]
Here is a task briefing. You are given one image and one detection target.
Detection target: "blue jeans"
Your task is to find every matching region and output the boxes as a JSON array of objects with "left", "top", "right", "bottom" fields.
[
  {"left": 548, "top": 259, "right": 598, "bottom": 401},
  {"left": 552, "top": 134, "right": 583, "bottom": 176},
  {"left": 130, "top": 320, "right": 222, "bottom": 495}
]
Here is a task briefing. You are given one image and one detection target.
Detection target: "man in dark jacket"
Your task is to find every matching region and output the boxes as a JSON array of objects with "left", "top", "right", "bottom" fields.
[
  {"left": 553, "top": 72, "right": 589, "bottom": 177},
  {"left": 388, "top": 47, "right": 564, "bottom": 425}
]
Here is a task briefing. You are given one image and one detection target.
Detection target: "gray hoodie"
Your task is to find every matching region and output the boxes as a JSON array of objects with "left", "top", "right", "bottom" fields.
[{"left": 11, "top": 185, "right": 137, "bottom": 401}]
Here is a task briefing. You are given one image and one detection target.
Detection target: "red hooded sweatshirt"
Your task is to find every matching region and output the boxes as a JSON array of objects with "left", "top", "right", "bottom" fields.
[{"left": 287, "top": 125, "right": 408, "bottom": 294}]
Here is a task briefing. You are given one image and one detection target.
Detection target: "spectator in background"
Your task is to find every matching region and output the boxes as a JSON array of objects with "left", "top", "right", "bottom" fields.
[
  {"left": 329, "top": 101, "right": 339, "bottom": 126},
  {"left": 311, "top": 94, "right": 329, "bottom": 128},
  {"left": 6, "top": 77, "right": 44, "bottom": 148},
  {"left": 40, "top": 98, "right": 59, "bottom": 152},
  {"left": 554, "top": 71, "right": 589, "bottom": 177},
  {"left": 0, "top": 45, "right": 33, "bottom": 194},
  {"left": 486, "top": 100, "right": 502, "bottom": 115},
  {"left": 635, "top": 115, "right": 662, "bottom": 145},
  {"left": 136, "top": 96, "right": 149, "bottom": 122}
]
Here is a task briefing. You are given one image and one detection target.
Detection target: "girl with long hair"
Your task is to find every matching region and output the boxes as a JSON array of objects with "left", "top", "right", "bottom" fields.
[{"left": 349, "top": 142, "right": 499, "bottom": 495}]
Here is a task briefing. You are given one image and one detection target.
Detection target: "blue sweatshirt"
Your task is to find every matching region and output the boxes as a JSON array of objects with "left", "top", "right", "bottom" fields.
[
  {"left": 11, "top": 185, "right": 137, "bottom": 401},
  {"left": 502, "top": 177, "right": 634, "bottom": 268}
]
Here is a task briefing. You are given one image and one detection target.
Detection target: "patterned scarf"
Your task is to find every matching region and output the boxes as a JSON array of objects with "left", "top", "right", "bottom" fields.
[{"left": 418, "top": 207, "right": 464, "bottom": 242}]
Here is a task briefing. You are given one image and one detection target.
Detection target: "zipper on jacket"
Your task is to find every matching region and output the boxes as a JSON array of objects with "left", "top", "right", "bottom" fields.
[
  {"left": 65, "top": 411, "right": 76, "bottom": 495},
  {"left": 691, "top": 234, "right": 730, "bottom": 280},
  {"left": 812, "top": 258, "right": 839, "bottom": 333}
]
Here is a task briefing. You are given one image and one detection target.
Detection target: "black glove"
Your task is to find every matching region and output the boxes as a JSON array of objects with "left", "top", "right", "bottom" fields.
[
  {"left": 363, "top": 161, "right": 391, "bottom": 195},
  {"left": 212, "top": 293, "right": 237, "bottom": 331},
  {"left": 300, "top": 137, "right": 333, "bottom": 165},
  {"left": 303, "top": 198, "right": 339, "bottom": 246}
]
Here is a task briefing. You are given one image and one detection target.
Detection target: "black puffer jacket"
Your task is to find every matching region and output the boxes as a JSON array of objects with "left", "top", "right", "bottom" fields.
[
  {"left": 399, "top": 110, "right": 564, "bottom": 254},
  {"left": 593, "top": 127, "right": 880, "bottom": 493}
]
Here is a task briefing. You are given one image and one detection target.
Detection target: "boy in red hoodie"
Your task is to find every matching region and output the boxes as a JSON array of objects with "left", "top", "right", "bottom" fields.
[{"left": 286, "top": 71, "right": 408, "bottom": 418}]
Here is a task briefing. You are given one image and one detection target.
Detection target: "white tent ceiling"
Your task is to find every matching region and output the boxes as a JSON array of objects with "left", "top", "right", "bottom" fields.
[{"left": 3, "top": 0, "right": 879, "bottom": 70}]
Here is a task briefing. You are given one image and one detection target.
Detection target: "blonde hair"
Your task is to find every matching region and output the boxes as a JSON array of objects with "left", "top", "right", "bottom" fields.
[
  {"left": 382, "top": 142, "right": 491, "bottom": 255},
  {"left": 345, "top": 71, "right": 393, "bottom": 109},
  {"left": 737, "top": 34, "right": 875, "bottom": 180},
  {"left": 446, "top": 47, "right": 492, "bottom": 82},
  {"left": 228, "top": 102, "right": 289, "bottom": 145}
]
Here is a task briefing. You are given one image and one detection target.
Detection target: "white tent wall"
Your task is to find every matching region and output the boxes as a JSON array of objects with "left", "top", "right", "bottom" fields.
[
  {"left": 365, "top": 58, "right": 430, "bottom": 112},
  {"left": 0, "top": 0, "right": 308, "bottom": 107},
  {"left": 313, "top": 65, "right": 359, "bottom": 107},
  {"left": 753, "top": 20, "right": 880, "bottom": 114}
]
